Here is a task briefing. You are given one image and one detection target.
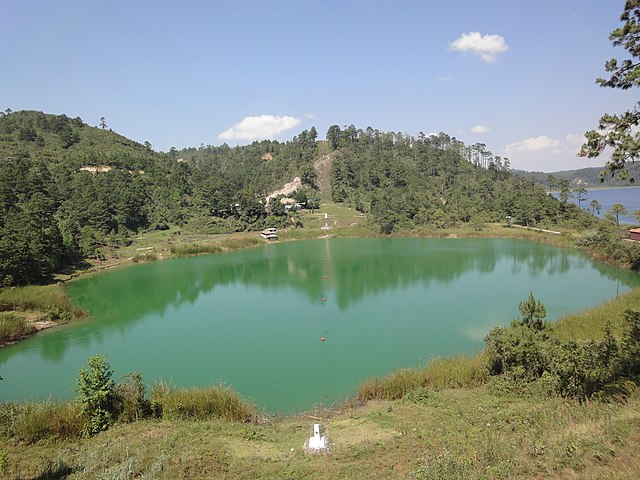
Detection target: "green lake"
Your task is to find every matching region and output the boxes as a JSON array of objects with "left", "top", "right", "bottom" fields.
[{"left": 1, "top": 238, "right": 639, "bottom": 413}]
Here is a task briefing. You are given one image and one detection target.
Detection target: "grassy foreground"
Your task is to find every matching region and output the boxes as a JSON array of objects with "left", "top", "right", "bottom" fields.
[
  {"left": 3, "top": 289, "right": 640, "bottom": 479},
  {"left": 5, "top": 388, "right": 640, "bottom": 479}
]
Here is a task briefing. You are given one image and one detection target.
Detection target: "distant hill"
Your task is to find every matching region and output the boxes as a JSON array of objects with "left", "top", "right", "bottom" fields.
[
  {"left": 513, "top": 164, "right": 639, "bottom": 190},
  {"left": 0, "top": 110, "right": 157, "bottom": 170}
]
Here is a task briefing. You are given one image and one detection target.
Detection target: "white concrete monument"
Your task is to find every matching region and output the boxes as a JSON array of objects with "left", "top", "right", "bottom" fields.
[{"left": 303, "top": 423, "right": 333, "bottom": 454}]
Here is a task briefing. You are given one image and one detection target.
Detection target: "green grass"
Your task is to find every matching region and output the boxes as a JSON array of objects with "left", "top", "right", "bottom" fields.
[
  {"left": 0, "top": 313, "right": 36, "bottom": 345},
  {"left": 550, "top": 287, "right": 640, "bottom": 342},
  {"left": 0, "top": 401, "right": 83, "bottom": 444},
  {"left": 216, "top": 236, "right": 263, "bottom": 251},
  {"left": 168, "top": 242, "right": 223, "bottom": 257},
  {"left": 151, "top": 383, "right": 256, "bottom": 423},
  {"left": 0, "top": 284, "right": 85, "bottom": 344},
  {"left": 358, "top": 353, "right": 490, "bottom": 401},
  {"left": 0, "top": 284, "right": 85, "bottom": 321}
]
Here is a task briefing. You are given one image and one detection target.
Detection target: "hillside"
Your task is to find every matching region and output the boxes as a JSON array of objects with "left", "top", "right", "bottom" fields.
[
  {"left": 0, "top": 111, "right": 320, "bottom": 285},
  {"left": 0, "top": 112, "right": 605, "bottom": 286},
  {"left": 0, "top": 110, "right": 157, "bottom": 170}
]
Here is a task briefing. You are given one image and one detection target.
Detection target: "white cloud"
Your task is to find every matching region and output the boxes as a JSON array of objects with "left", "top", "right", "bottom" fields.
[
  {"left": 449, "top": 32, "right": 509, "bottom": 62},
  {"left": 218, "top": 115, "right": 301, "bottom": 141},
  {"left": 303, "top": 112, "right": 316, "bottom": 120},
  {"left": 503, "top": 133, "right": 604, "bottom": 172},
  {"left": 471, "top": 124, "right": 489, "bottom": 134},
  {"left": 434, "top": 74, "right": 453, "bottom": 82},
  {"left": 505, "top": 135, "right": 560, "bottom": 153}
]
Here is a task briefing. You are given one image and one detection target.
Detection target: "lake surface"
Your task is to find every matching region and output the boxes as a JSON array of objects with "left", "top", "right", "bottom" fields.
[
  {"left": 1, "top": 238, "right": 639, "bottom": 413},
  {"left": 553, "top": 187, "right": 640, "bottom": 224}
]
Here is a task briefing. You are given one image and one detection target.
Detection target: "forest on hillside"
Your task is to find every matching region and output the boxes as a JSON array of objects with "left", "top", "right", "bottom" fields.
[
  {"left": 325, "top": 125, "right": 592, "bottom": 234},
  {"left": 0, "top": 111, "right": 604, "bottom": 286}
]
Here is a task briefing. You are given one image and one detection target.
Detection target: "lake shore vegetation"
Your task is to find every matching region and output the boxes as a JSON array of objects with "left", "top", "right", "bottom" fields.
[{"left": 0, "top": 284, "right": 85, "bottom": 345}]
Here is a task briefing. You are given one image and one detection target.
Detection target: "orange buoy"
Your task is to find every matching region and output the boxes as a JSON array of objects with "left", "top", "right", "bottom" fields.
[
  {"left": 321, "top": 337, "right": 326, "bottom": 342},
  {"left": 322, "top": 297, "right": 327, "bottom": 301}
]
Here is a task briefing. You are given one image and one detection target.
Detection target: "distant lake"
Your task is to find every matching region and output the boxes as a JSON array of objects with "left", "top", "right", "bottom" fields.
[
  {"left": 1, "top": 238, "right": 639, "bottom": 413},
  {"left": 552, "top": 187, "right": 639, "bottom": 224}
]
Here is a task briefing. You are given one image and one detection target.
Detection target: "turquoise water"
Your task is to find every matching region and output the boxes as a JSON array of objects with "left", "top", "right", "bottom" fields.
[{"left": 1, "top": 238, "right": 638, "bottom": 412}]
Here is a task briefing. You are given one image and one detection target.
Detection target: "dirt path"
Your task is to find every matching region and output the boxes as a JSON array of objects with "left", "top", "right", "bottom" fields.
[{"left": 314, "top": 154, "right": 333, "bottom": 199}]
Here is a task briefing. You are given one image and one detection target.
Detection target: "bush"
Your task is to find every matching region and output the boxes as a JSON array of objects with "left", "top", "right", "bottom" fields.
[
  {"left": 0, "top": 445, "right": 7, "bottom": 475},
  {"left": 619, "top": 309, "right": 640, "bottom": 375},
  {"left": 114, "top": 372, "right": 151, "bottom": 423},
  {"left": 218, "top": 236, "right": 262, "bottom": 250},
  {"left": 131, "top": 253, "right": 158, "bottom": 263},
  {"left": 485, "top": 309, "right": 640, "bottom": 400},
  {"left": 485, "top": 323, "right": 553, "bottom": 381}
]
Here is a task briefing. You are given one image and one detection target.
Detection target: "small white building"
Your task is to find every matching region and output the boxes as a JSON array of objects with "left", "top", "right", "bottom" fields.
[{"left": 260, "top": 228, "right": 277, "bottom": 240}]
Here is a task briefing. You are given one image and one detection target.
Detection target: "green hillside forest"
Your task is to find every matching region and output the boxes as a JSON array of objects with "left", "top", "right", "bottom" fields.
[{"left": 3, "top": 110, "right": 637, "bottom": 287}]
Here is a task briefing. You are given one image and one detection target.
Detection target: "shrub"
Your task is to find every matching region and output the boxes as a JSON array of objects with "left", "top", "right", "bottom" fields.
[
  {"left": 113, "top": 372, "right": 151, "bottom": 422},
  {"left": 0, "top": 445, "right": 7, "bottom": 475},
  {"left": 169, "top": 243, "right": 222, "bottom": 257},
  {"left": 619, "top": 309, "right": 640, "bottom": 375},
  {"left": 518, "top": 292, "right": 546, "bottom": 330},
  {"left": 75, "top": 354, "right": 116, "bottom": 436},
  {"left": 484, "top": 323, "right": 553, "bottom": 381},
  {"left": 218, "top": 237, "right": 262, "bottom": 250},
  {"left": 485, "top": 309, "right": 640, "bottom": 400}
]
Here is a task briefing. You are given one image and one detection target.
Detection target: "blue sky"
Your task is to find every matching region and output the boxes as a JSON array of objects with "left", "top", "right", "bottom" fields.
[{"left": 1, "top": 1, "right": 634, "bottom": 172}]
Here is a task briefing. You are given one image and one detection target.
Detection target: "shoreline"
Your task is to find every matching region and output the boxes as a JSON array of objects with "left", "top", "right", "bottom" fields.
[{"left": 0, "top": 216, "right": 634, "bottom": 348}]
